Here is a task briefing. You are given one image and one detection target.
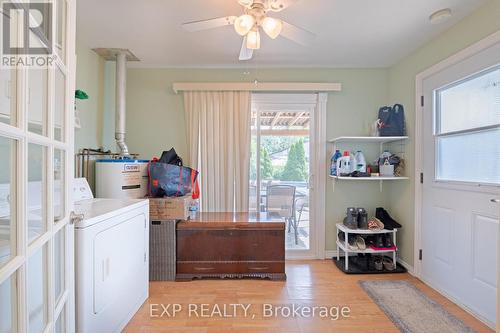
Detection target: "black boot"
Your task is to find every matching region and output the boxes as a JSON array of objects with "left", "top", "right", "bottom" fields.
[{"left": 375, "top": 208, "right": 402, "bottom": 230}]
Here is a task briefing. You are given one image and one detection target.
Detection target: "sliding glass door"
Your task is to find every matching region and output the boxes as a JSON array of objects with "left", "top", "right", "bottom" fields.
[{"left": 250, "top": 94, "right": 318, "bottom": 256}]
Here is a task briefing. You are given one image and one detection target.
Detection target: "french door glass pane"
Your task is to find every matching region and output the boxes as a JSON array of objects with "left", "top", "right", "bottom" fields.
[
  {"left": 28, "top": 70, "right": 48, "bottom": 136},
  {"left": 54, "top": 68, "right": 66, "bottom": 141},
  {"left": 0, "top": 137, "right": 16, "bottom": 269},
  {"left": 0, "top": 69, "right": 16, "bottom": 126},
  {"left": 437, "top": 128, "right": 500, "bottom": 184},
  {"left": 54, "top": 227, "right": 65, "bottom": 303},
  {"left": 54, "top": 149, "right": 65, "bottom": 222},
  {"left": 28, "top": 144, "right": 47, "bottom": 244},
  {"left": 56, "top": 0, "right": 66, "bottom": 62},
  {"left": 27, "top": 245, "right": 47, "bottom": 333},
  {"left": 437, "top": 65, "right": 500, "bottom": 134},
  {"left": 0, "top": 274, "right": 17, "bottom": 333}
]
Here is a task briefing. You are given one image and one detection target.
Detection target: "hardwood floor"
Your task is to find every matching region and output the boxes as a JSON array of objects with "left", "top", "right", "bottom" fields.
[{"left": 124, "top": 260, "right": 494, "bottom": 333}]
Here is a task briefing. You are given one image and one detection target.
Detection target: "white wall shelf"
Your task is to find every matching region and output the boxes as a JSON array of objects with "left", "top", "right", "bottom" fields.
[
  {"left": 329, "top": 136, "right": 409, "bottom": 192},
  {"left": 328, "top": 136, "right": 408, "bottom": 144},
  {"left": 329, "top": 175, "right": 409, "bottom": 181}
]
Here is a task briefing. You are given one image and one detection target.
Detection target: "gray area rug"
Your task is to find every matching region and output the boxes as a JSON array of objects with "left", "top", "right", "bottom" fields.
[{"left": 359, "top": 280, "right": 477, "bottom": 333}]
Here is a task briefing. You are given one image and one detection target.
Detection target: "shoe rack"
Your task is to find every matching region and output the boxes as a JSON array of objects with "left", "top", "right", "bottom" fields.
[{"left": 335, "top": 223, "right": 398, "bottom": 272}]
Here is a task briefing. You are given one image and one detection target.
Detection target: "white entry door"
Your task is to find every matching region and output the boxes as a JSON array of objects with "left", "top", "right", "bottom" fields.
[
  {"left": 0, "top": 1, "right": 76, "bottom": 332},
  {"left": 421, "top": 41, "right": 500, "bottom": 327}
]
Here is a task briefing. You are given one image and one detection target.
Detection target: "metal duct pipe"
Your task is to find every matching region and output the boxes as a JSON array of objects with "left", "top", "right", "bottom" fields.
[{"left": 115, "top": 51, "right": 129, "bottom": 156}]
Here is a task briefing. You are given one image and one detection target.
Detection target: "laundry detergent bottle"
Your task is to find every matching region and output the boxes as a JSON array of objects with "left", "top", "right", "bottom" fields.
[
  {"left": 354, "top": 151, "right": 367, "bottom": 172},
  {"left": 330, "top": 150, "right": 342, "bottom": 176},
  {"left": 336, "top": 151, "right": 353, "bottom": 176}
]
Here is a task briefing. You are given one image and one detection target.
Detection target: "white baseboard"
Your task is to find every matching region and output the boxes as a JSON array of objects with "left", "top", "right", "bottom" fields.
[
  {"left": 324, "top": 250, "right": 337, "bottom": 259},
  {"left": 396, "top": 257, "right": 414, "bottom": 275}
]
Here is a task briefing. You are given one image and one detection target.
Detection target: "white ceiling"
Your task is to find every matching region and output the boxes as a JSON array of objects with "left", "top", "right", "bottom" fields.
[{"left": 77, "top": 0, "right": 487, "bottom": 68}]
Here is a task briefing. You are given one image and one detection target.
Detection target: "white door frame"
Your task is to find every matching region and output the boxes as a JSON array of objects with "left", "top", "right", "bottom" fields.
[
  {"left": 414, "top": 29, "right": 500, "bottom": 278},
  {"left": 0, "top": 1, "right": 76, "bottom": 332},
  {"left": 251, "top": 93, "right": 327, "bottom": 260}
]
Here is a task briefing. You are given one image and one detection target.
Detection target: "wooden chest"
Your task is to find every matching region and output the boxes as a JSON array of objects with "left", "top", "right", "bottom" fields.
[{"left": 176, "top": 212, "right": 286, "bottom": 281}]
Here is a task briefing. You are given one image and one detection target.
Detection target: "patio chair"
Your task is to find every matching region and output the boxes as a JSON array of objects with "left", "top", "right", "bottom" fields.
[{"left": 266, "top": 185, "right": 298, "bottom": 244}]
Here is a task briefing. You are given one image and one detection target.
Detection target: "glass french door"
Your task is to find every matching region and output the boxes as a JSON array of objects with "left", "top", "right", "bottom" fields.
[
  {"left": 250, "top": 94, "right": 318, "bottom": 257},
  {"left": 0, "top": 1, "right": 76, "bottom": 332}
]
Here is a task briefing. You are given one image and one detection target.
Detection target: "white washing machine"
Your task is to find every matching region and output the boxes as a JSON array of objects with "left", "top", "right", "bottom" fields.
[{"left": 74, "top": 178, "right": 149, "bottom": 333}]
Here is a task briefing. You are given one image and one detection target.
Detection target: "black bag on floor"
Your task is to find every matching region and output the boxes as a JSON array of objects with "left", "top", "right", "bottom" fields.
[{"left": 378, "top": 104, "right": 406, "bottom": 136}]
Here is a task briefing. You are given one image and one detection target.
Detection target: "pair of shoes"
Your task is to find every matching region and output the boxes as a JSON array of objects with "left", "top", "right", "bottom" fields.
[
  {"left": 373, "top": 256, "right": 396, "bottom": 271},
  {"left": 343, "top": 207, "right": 369, "bottom": 229},
  {"left": 368, "top": 217, "right": 384, "bottom": 230},
  {"left": 370, "top": 234, "right": 394, "bottom": 249},
  {"left": 375, "top": 208, "right": 402, "bottom": 230},
  {"left": 344, "top": 234, "right": 366, "bottom": 251}
]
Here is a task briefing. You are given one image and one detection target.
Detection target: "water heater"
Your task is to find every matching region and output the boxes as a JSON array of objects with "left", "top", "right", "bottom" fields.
[{"left": 95, "top": 159, "right": 149, "bottom": 199}]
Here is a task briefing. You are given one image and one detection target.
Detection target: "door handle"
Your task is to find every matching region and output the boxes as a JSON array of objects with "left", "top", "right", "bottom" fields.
[
  {"left": 70, "top": 211, "right": 85, "bottom": 225},
  {"left": 491, "top": 199, "right": 500, "bottom": 203}
]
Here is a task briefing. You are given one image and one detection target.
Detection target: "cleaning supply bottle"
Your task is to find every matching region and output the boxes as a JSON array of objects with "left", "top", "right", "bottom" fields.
[
  {"left": 330, "top": 150, "right": 342, "bottom": 176},
  {"left": 354, "top": 151, "right": 367, "bottom": 172},
  {"left": 337, "top": 151, "right": 353, "bottom": 176}
]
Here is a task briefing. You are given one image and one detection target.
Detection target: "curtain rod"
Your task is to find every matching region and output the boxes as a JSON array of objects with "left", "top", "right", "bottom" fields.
[{"left": 172, "top": 82, "right": 342, "bottom": 94}]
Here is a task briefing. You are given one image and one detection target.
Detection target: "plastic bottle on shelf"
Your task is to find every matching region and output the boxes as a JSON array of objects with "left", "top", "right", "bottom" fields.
[
  {"left": 330, "top": 150, "right": 342, "bottom": 176},
  {"left": 354, "top": 151, "right": 367, "bottom": 172},
  {"left": 337, "top": 151, "right": 353, "bottom": 176}
]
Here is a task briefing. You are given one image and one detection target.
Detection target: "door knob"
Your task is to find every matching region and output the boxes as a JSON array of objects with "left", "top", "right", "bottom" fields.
[
  {"left": 70, "top": 211, "right": 85, "bottom": 225},
  {"left": 491, "top": 199, "right": 500, "bottom": 203}
]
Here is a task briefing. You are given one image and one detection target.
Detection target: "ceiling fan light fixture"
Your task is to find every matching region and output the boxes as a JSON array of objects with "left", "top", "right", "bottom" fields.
[
  {"left": 234, "top": 14, "right": 255, "bottom": 36},
  {"left": 262, "top": 16, "right": 283, "bottom": 39},
  {"left": 238, "top": 0, "right": 253, "bottom": 7},
  {"left": 246, "top": 29, "right": 261, "bottom": 50}
]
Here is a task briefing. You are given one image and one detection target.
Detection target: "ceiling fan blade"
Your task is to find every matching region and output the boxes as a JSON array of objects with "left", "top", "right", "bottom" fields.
[
  {"left": 267, "top": 0, "right": 300, "bottom": 12},
  {"left": 280, "top": 21, "right": 316, "bottom": 46},
  {"left": 239, "top": 37, "right": 253, "bottom": 61},
  {"left": 182, "top": 16, "right": 237, "bottom": 32}
]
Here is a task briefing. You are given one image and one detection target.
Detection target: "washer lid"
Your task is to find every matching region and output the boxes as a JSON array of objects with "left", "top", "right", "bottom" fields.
[{"left": 74, "top": 198, "right": 148, "bottom": 229}]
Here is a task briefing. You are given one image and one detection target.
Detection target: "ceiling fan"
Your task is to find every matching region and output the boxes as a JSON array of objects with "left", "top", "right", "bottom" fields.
[{"left": 181, "top": 0, "right": 315, "bottom": 61}]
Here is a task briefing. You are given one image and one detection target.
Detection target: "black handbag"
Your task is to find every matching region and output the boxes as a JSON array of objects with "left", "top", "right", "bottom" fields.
[
  {"left": 159, "top": 148, "right": 183, "bottom": 166},
  {"left": 378, "top": 104, "right": 406, "bottom": 136}
]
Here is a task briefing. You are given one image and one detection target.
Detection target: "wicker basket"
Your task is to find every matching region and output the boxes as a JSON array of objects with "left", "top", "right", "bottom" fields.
[{"left": 149, "top": 220, "right": 177, "bottom": 281}]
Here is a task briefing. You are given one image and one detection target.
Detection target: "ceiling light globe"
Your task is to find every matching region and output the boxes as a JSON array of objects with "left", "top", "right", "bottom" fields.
[
  {"left": 262, "top": 17, "right": 283, "bottom": 39},
  {"left": 238, "top": 0, "right": 253, "bottom": 7},
  {"left": 234, "top": 14, "right": 256, "bottom": 36},
  {"left": 246, "top": 29, "right": 261, "bottom": 50}
]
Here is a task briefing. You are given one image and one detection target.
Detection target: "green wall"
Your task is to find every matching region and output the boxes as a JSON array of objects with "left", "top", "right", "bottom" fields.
[
  {"left": 75, "top": 41, "right": 105, "bottom": 151},
  {"left": 386, "top": 0, "right": 500, "bottom": 266}
]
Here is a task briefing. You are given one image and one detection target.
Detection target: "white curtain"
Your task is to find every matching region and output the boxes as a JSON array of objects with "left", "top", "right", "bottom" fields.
[{"left": 184, "top": 91, "right": 251, "bottom": 212}]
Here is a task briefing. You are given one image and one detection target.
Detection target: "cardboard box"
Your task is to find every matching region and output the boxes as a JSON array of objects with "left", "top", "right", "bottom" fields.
[{"left": 149, "top": 195, "right": 193, "bottom": 221}]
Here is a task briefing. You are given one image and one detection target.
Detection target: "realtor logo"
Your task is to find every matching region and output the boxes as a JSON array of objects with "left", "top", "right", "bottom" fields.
[{"left": 1, "top": 1, "right": 55, "bottom": 68}]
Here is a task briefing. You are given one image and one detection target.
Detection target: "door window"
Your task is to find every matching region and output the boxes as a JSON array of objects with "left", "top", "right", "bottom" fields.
[{"left": 435, "top": 65, "right": 500, "bottom": 184}]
